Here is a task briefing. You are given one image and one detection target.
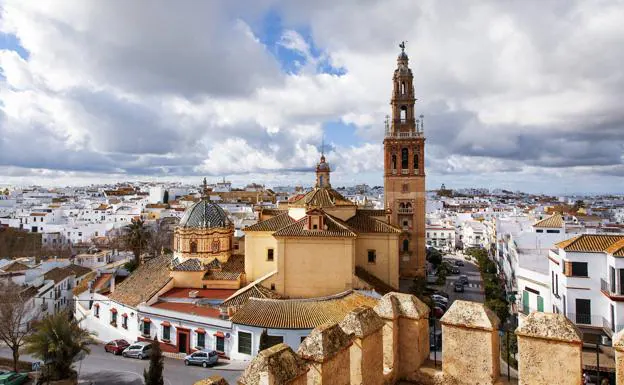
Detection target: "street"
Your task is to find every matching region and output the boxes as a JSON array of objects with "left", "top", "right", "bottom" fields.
[
  {"left": 442, "top": 254, "right": 485, "bottom": 304},
  {"left": 0, "top": 344, "right": 244, "bottom": 385}
]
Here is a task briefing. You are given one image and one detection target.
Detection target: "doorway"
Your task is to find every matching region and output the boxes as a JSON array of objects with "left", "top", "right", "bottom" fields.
[{"left": 178, "top": 331, "right": 188, "bottom": 353}]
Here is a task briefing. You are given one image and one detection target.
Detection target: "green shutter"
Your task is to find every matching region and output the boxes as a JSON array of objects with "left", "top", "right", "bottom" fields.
[
  {"left": 537, "top": 296, "right": 544, "bottom": 312},
  {"left": 522, "top": 290, "right": 529, "bottom": 314}
]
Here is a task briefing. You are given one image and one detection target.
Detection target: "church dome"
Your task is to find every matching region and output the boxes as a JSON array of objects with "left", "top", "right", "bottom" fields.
[{"left": 179, "top": 199, "right": 231, "bottom": 228}]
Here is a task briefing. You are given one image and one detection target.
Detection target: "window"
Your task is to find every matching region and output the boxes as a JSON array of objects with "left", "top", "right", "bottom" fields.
[
  {"left": 142, "top": 321, "right": 151, "bottom": 336},
  {"left": 162, "top": 325, "right": 170, "bottom": 341},
  {"left": 546, "top": 229, "right": 560, "bottom": 233},
  {"left": 216, "top": 335, "right": 225, "bottom": 352},
  {"left": 551, "top": 271, "right": 554, "bottom": 294},
  {"left": 367, "top": 250, "right": 376, "bottom": 264},
  {"left": 267, "top": 249, "right": 274, "bottom": 261},
  {"left": 610, "top": 266, "right": 616, "bottom": 292},
  {"left": 110, "top": 310, "right": 117, "bottom": 325},
  {"left": 537, "top": 296, "right": 544, "bottom": 312},
  {"left": 400, "top": 106, "right": 408, "bottom": 121},
  {"left": 197, "top": 332, "right": 205, "bottom": 348},
  {"left": 575, "top": 299, "right": 591, "bottom": 324},
  {"left": 94, "top": 305, "right": 99, "bottom": 318},
  {"left": 413, "top": 154, "right": 419, "bottom": 170},
  {"left": 300, "top": 336, "right": 307, "bottom": 344},
  {"left": 238, "top": 332, "right": 252, "bottom": 355},
  {"left": 266, "top": 335, "right": 284, "bottom": 347},
  {"left": 400, "top": 82, "right": 406, "bottom": 94},
  {"left": 536, "top": 229, "right": 543, "bottom": 233},
  {"left": 555, "top": 274, "right": 559, "bottom": 296},
  {"left": 190, "top": 241, "right": 197, "bottom": 253},
  {"left": 401, "top": 148, "right": 409, "bottom": 169},
  {"left": 122, "top": 315, "right": 128, "bottom": 329},
  {"left": 270, "top": 283, "right": 276, "bottom": 291},
  {"left": 391, "top": 154, "right": 397, "bottom": 170},
  {"left": 571, "top": 262, "right": 588, "bottom": 277},
  {"left": 402, "top": 239, "right": 409, "bottom": 252}
]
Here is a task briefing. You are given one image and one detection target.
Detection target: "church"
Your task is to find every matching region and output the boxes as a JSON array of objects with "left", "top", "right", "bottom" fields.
[{"left": 77, "top": 44, "right": 426, "bottom": 361}]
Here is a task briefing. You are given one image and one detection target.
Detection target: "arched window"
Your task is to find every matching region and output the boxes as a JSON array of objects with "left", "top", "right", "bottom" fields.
[
  {"left": 406, "top": 203, "right": 412, "bottom": 209},
  {"left": 400, "top": 82, "right": 406, "bottom": 95},
  {"left": 414, "top": 154, "right": 419, "bottom": 170},
  {"left": 399, "top": 203, "right": 405, "bottom": 209},
  {"left": 319, "top": 175, "right": 324, "bottom": 186},
  {"left": 402, "top": 239, "right": 409, "bottom": 252},
  {"left": 400, "top": 106, "right": 408, "bottom": 121},
  {"left": 401, "top": 148, "right": 409, "bottom": 169},
  {"left": 391, "top": 155, "right": 397, "bottom": 169},
  {"left": 190, "top": 241, "right": 197, "bottom": 253}
]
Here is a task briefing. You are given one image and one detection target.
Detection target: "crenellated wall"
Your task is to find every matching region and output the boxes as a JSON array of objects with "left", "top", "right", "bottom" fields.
[{"left": 200, "top": 293, "right": 600, "bottom": 385}]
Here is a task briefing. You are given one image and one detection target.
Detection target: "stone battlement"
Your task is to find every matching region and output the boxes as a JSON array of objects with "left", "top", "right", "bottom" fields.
[{"left": 197, "top": 292, "right": 624, "bottom": 385}]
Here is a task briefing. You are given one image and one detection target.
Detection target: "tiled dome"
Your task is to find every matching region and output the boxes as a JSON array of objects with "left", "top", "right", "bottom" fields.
[{"left": 179, "top": 200, "right": 231, "bottom": 228}]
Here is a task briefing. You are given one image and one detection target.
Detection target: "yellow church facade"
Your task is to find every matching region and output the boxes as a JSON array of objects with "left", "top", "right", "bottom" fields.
[{"left": 243, "top": 155, "right": 401, "bottom": 298}]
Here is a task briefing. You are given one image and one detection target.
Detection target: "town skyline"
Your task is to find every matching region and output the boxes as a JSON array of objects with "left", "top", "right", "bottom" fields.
[{"left": 1, "top": 1, "right": 623, "bottom": 194}]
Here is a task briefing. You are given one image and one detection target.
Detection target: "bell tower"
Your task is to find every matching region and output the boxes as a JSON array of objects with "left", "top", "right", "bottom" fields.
[{"left": 383, "top": 42, "right": 426, "bottom": 277}]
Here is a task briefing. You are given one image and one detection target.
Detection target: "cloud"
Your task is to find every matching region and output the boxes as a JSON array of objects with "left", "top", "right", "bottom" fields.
[{"left": 0, "top": 0, "right": 622, "bottom": 193}]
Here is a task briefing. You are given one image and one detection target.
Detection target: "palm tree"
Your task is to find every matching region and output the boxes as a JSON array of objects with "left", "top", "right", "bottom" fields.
[
  {"left": 125, "top": 218, "right": 151, "bottom": 266},
  {"left": 25, "top": 311, "right": 96, "bottom": 380}
]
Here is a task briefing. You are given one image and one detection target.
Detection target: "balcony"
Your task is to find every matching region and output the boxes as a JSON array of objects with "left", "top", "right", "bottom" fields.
[
  {"left": 565, "top": 313, "right": 603, "bottom": 328},
  {"left": 602, "top": 316, "right": 624, "bottom": 337},
  {"left": 397, "top": 208, "right": 413, "bottom": 214},
  {"left": 600, "top": 278, "right": 624, "bottom": 299},
  {"left": 385, "top": 130, "right": 424, "bottom": 139}
]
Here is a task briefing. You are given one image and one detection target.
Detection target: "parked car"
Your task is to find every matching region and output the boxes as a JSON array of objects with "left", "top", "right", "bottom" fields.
[
  {"left": 0, "top": 372, "right": 28, "bottom": 385},
  {"left": 104, "top": 339, "right": 130, "bottom": 355},
  {"left": 432, "top": 306, "right": 445, "bottom": 318},
  {"left": 454, "top": 282, "right": 465, "bottom": 292},
  {"left": 458, "top": 275, "right": 469, "bottom": 285},
  {"left": 450, "top": 266, "right": 460, "bottom": 274},
  {"left": 433, "top": 301, "right": 447, "bottom": 311},
  {"left": 433, "top": 290, "right": 449, "bottom": 299},
  {"left": 455, "top": 260, "right": 464, "bottom": 266},
  {"left": 122, "top": 341, "right": 152, "bottom": 359},
  {"left": 184, "top": 350, "right": 219, "bottom": 368},
  {"left": 431, "top": 294, "right": 448, "bottom": 303}
]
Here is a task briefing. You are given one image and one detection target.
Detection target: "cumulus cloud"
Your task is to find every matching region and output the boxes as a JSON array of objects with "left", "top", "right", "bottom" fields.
[{"left": 0, "top": 0, "right": 623, "bottom": 192}]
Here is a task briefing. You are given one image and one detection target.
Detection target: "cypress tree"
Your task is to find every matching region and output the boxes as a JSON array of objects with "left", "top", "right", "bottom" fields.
[{"left": 143, "top": 341, "right": 164, "bottom": 385}]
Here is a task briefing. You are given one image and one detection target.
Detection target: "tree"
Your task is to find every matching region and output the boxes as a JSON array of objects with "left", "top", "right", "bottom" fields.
[
  {"left": 258, "top": 328, "right": 270, "bottom": 352},
  {"left": 124, "top": 219, "right": 151, "bottom": 265},
  {"left": 0, "top": 281, "right": 37, "bottom": 372},
  {"left": 426, "top": 247, "right": 443, "bottom": 267},
  {"left": 163, "top": 190, "right": 169, "bottom": 204},
  {"left": 25, "top": 311, "right": 95, "bottom": 380},
  {"left": 143, "top": 340, "right": 164, "bottom": 385}
]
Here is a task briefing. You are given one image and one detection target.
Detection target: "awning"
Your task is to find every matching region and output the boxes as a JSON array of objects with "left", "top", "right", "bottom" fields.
[
  {"left": 122, "top": 313, "right": 128, "bottom": 318},
  {"left": 110, "top": 308, "right": 117, "bottom": 314},
  {"left": 196, "top": 328, "right": 206, "bottom": 334},
  {"left": 94, "top": 303, "right": 100, "bottom": 307},
  {"left": 142, "top": 317, "right": 151, "bottom": 323},
  {"left": 161, "top": 321, "right": 171, "bottom": 327},
  {"left": 214, "top": 331, "right": 225, "bottom": 338}
]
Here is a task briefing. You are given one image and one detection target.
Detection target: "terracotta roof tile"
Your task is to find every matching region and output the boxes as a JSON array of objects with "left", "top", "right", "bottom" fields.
[
  {"left": 606, "top": 238, "right": 624, "bottom": 257},
  {"left": 534, "top": 214, "right": 564, "bottom": 228},
  {"left": 273, "top": 214, "right": 357, "bottom": 238},
  {"left": 357, "top": 209, "right": 386, "bottom": 217},
  {"left": 1, "top": 261, "right": 30, "bottom": 272},
  {"left": 63, "top": 264, "right": 92, "bottom": 278},
  {"left": 221, "top": 280, "right": 281, "bottom": 311},
  {"left": 289, "top": 187, "right": 355, "bottom": 208},
  {"left": 556, "top": 234, "right": 624, "bottom": 254},
  {"left": 354, "top": 266, "right": 398, "bottom": 295},
  {"left": 347, "top": 211, "right": 401, "bottom": 234},
  {"left": 108, "top": 254, "right": 173, "bottom": 307},
  {"left": 244, "top": 213, "right": 296, "bottom": 232},
  {"left": 230, "top": 290, "right": 378, "bottom": 329},
  {"left": 43, "top": 267, "right": 75, "bottom": 284},
  {"left": 171, "top": 258, "right": 205, "bottom": 271}
]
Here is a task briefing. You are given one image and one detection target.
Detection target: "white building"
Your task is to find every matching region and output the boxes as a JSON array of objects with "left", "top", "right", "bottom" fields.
[
  {"left": 549, "top": 234, "right": 624, "bottom": 341},
  {"left": 425, "top": 224, "right": 456, "bottom": 252}
]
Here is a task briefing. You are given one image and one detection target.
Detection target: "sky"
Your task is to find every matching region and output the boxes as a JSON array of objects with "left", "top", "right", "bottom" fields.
[{"left": 0, "top": 0, "right": 623, "bottom": 194}]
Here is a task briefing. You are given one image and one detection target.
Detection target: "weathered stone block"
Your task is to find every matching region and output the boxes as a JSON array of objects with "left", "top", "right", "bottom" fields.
[
  {"left": 614, "top": 329, "right": 624, "bottom": 385},
  {"left": 340, "top": 306, "right": 385, "bottom": 385},
  {"left": 516, "top": 313, "right": 583, "bottom": 385},
  {"left": 238, "top": 343, "right": 309, "bottom": 385},
  {"left": 194, "top": 376, "right": 229, "bottom": 385},
  {"left": 440, "top": 300, "right": 500, "bottom": 385},
  {"left": 298, "top": 323, "right": 352, "bottom": 385}
]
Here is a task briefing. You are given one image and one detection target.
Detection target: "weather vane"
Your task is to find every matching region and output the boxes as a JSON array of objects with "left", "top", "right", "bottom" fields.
[{"left": 399, "top": 41, "right": 407, "bottom": 52}]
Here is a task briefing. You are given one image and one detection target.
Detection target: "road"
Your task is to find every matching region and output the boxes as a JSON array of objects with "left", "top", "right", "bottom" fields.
[
  {"left": 0, "top": 344, "right": 244, "bottom": 385},
  {"left": 442, "top": 253, "right": 485, "bottom": 304}
]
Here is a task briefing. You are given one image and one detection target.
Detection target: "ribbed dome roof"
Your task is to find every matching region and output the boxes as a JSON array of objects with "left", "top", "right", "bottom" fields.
[{"left": 179, "top": 200, "right": 231, "bottom": 228}]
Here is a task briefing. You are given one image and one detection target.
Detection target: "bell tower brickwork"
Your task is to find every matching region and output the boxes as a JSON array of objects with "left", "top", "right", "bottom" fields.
[{"left": 383, "top": 43, "right": 426, "bottom": 277}]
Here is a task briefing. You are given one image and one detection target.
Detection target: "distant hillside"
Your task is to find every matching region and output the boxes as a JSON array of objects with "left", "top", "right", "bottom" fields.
[{"left": 0, "top": 227, "right": 42, "bottom": 259}]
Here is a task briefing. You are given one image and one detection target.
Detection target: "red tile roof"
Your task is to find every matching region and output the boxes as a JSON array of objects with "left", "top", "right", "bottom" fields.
[
  {"left": 150, "top": 302, "right": 222, "bottom": 318},
  {"left": 160, "top": 288, "right": 238, "bottom": 300}
]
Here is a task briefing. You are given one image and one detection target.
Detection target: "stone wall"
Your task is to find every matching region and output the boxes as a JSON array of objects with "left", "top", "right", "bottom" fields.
[{"left": 195, "top": 293, "right": 603, "bottom": 385}]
